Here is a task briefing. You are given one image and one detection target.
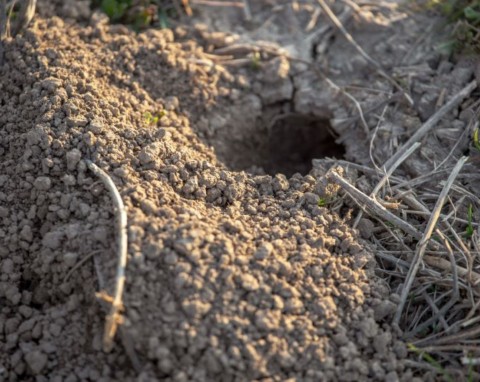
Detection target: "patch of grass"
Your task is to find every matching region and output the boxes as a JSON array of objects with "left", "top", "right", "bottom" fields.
[
  {"left": 408, "top": 344, "right": 454, "bottom": 382},
  {"left": 465, "top": 203, "right": 475, "bottom": 239},
  {"left": 100, "top": 0, "right": 132, "bottom": 21},
  {"left": 424, "top": 0, "right": 480, "bottom": 54},
  {"left": 318, "top": 197, "right": 327, "bottom": 207},
  {"left": 473, "top": 126, "right": 480, "bottom": 151},
  {"left": 144, "top": 110, "right": 166, "bottom": 126},
  {"left": 318, "top": 196, "right": 338, "bottom": 207},
  {"left": 250, "top": 52, "right": 262, "bottom": 71},
  {"left": 92, "top": 0, "right": 181, "bottom": 30}
]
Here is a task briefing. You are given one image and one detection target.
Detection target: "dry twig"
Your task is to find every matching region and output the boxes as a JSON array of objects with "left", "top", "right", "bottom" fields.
[
  {"left": 393, "top": 156, "right": 469, "bottom": 326},
  {"left": 326, "top": 169, "right": 425, "bottom": 240},
  {"left": 64, "top": 250, "right": 103, "bottom": 283},
  {"left": 190, "top": 0, "right": 243, "bottom": 7},
  {"left": 86, "top": 160, "right": 128, "bottom": 353},
  {"left": 353, "top": 142, "right": 421, "bottom": 228},
  {"left": 317, "top": 0, "right": 413, "bottom": 105},
  {"left": 0, "top": 0, "right": 6, "bottom": 65},
  {"left": 383, "top": 80, "right": 477, "bottom": 170}
]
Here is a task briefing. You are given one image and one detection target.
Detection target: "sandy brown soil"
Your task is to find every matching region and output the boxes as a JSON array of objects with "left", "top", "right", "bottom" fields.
[{"left": 1, "top": 1, "right": 479, "bottom": 381}]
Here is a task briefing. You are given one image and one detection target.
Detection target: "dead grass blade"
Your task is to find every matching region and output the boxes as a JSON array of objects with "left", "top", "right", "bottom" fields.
[
  {"left": 326, "top": 169, "right": 425, "bottom": 240},
  {"left": 86, "top": 160, "right": 128, "bottom": 353},
  {"left": 393, "top": 156, "right": 469, "bottom": 326},
  {"left": 0, "top": 0, "right": 6, "bottom": 64},
  {"left": 384, "top": 81, "right": 477, "bottom": 170},
  {"left": 317, "top": 0, "right": 413, "bottom": 105}
]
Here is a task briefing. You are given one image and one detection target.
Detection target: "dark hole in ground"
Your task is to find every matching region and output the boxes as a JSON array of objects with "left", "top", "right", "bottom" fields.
[
  {"left": 208, "top": 107, "right": 345, "bottom": 177},
  {"left": 265, "top": 114, "right": 345, "bottom": 177}
]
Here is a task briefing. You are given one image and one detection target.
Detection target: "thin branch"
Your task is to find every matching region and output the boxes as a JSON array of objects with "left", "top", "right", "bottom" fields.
[
  {"left": 317, "top": 0, "right": 414, "bottom": 105},
  {"left": 64, "top": 249, "right": 102, "bottom": 283},
  {"left": 0, "top": 0, "right": 6, "bottom": 65},
  {"left": 393, "top": 156, "right": 469, "bottom": 326},
  {"left": 326, "top": 169, "right": 425, "bottom": 240},
  {"left": 405, "top": 229, "right": 461, "bottom": 338},
  {"left": 10, "top": 0, "right": 36, "bottom": 37},
  {"left": 423, "top": 255, "right": 480, "bottom": 286},
  {"left": 384, "top": 80, "right": 477, "bottom": 170},
  {"left": 354, "top": 142, "right": 421, "bottom": 228},
  {"left": 191, "top": 0, "right": 243, "bottom": 6},
  {"left": 242, "top": 0, "right": 251, "bottom": 21},
  {"left": 86, "top": 160, "right": 128, "bottom": 353}
]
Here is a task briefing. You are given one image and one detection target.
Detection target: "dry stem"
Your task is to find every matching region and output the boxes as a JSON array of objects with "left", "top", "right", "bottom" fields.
[
  {"left": 0, "top": 0, "right": 6, "bottom": 64},
  {"left": 383, "top": 80, "right": 477, "bottom": 170},
  {"left": 86, "top": 160, "right": 128, "bottom": 353},
  {"left": 317, "top": 0, "right": 413, "bottom": 105},
  {"left": 326, "top": 170, "right": 425, "bottom": 240},
  {"left": 393, "top": 156, "right": 469, "bottom": 326}
]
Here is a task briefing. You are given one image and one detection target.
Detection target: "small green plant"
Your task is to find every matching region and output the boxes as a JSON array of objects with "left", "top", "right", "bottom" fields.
[
  {"left": 318, "top": 197, "right": 327, "bottom": 207},
  {"left": 92, "top": 0, "right": 182, "bottom": 30},
  {"left": 465, "top": 204, "right": 475, "bottom": 239},
  {"left": 467, "top": 354, "right": 475, "bottom": 382},
  {"left": 318, "top": 196, "right": 338, "bottom": 207},
  {"left": 473, "top": 126, "right": 480, "bottom": 151},
  {"left": 425, "top": 0, "right": 480, "bottom": 53},
  {"left": 250, "top": 52, "right": 261, "bottom": 71},
  {"left": 100, "top": 0, "right": 132, "bottom": 21},
  {"left": 144, "top": 110, "right": 166, "bottom": 126},
  {"left": 408, "top": 344, "right": 454, "bottom": 382}
]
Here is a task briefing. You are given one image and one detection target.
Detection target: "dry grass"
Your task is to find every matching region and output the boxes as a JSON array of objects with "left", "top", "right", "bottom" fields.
[{"left": 322, "top": 86, "right": 480, "bottom": 378}]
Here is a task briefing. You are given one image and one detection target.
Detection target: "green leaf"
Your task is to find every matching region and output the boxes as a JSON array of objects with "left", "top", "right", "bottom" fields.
[
  {"left": 101, "top": 0, "right": 130, "bottom": 21},
  {"left": 473, "top": 127, "right": 480, "bottom": 151},
  {"left": 465, "top": 204, "right": 474, "bottom": 239},
  {"left": 158, "top": 8, "right": 169, "bottom": 29},
  {"left": 464, "top": 6, "right": 480, "bottom": 21},
  {"left": 407, "top": 344, "right": 453, "bottom": 382}
]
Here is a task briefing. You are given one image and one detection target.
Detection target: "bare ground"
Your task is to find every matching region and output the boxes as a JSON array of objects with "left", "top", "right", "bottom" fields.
[{"left": 0, "top": 1, "right": 479, "bottom": 381}]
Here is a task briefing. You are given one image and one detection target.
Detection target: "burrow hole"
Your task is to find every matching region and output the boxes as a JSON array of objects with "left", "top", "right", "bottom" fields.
[{"left": 215, "top": 110, "right": 345, "bottom": 177}]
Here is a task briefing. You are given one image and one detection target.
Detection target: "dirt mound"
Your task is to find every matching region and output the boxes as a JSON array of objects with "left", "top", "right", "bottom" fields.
[{"left": 0, "top": 8, "right": 418, "bottom": 382}]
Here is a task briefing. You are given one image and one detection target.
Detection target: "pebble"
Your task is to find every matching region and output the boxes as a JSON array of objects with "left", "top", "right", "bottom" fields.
[
  {"left": 357, "top": 218, "right": 375, "bottom": 239},
  {"left": 373, "top": 300, "right": 396, "bottom": 321},
  {"left": 20, "top": 225, "right": 33, "bottom": 242},
  {"left": 254, "top": 242, "right": 273, "bottom": 260},
  {"left": 66, "top": 149, "right": 81, "bottom": 171},
  {"left": 1, "top": 258, "right": 14, "bottom": 273},
  {"left": 42, "top": 231, "right": 64, "bottom": 250},
  {"left": 24, "top": 350, "right": 48, "bottom": 375},
  {"left": 63, "top": 252, "right": 78, "bottom": 268},
  {"left": 33, "top": 177, "right": 52, "bottom": 191}
]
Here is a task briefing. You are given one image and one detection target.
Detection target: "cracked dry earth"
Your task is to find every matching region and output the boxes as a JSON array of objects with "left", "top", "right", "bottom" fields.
[{"left": 0, "top": 2, "right": 467, "bottom": 382}]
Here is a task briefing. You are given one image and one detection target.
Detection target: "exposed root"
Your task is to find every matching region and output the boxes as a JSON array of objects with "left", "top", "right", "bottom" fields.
[{"left": 86, "top": 160, "right": 128, "bottom": 353}]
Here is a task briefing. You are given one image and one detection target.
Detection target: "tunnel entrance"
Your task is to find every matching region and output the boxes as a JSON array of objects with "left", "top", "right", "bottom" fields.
[
  {"left": 210, "top": 110, "right": 345, "bottom": 178},
  {"left": 265, "top": 114, "right": 345, "bottom": 177}
]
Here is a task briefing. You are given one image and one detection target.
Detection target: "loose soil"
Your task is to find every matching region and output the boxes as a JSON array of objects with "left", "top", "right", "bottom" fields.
[{"left": 0, "top": 1, "right": 479, "bottom": 381}]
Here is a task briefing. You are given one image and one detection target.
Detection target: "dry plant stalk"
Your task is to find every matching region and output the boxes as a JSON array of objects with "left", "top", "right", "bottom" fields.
[
  {"left": 316, "top": 0, "right": 414, "bottom": 105},
  {"left": 190, "top": 0, "right": 244, "bottom": 7},
  {"left": 0, "top": 0, "right": 6, "bottom": 64},
  {"left": 86, "top": 160, "right": 128, "bottom": 353},
  {"left": 0, "top": 0, "right": 37, "bottom": 64},
  {"left": 393, "top": 156, "right": 469, "bottom": 326},
  {"left": 353, "top": 142, "right": 421, "bottom": 228},
  {"left": 384, "top": 80, "right": 477, "bottom": 170},
  {"left": 326, "top": 169, "right": 425, "bottom": 240},
  {"left": 10, "top": 0, "right": 37, "bottom": 37},
  {"left": 180, "top": 0, "right": 192, "bottom": 16}
]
